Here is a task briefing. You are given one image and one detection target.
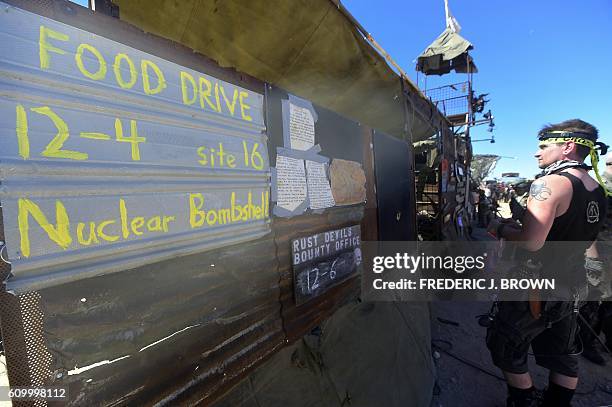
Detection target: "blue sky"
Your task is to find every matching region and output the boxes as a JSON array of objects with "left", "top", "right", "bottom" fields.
[{"left": 343, "top": 0, "right": 612, "bottom": 179}]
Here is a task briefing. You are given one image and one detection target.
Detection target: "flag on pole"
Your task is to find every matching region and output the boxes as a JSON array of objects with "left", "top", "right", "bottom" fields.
[{"left": 444, "top": 0, "right": 462, "bottom": 33}]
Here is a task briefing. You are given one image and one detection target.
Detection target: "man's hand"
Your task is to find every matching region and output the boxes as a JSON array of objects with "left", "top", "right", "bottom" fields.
[{"left": 509, "top": 196, "right": 526, "bottom": 221}]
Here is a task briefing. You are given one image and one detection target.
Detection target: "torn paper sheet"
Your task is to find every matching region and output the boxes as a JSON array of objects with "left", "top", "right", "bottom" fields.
[
  {"left": 289, "top": 103, "right": 315, "bottom": 151},
  {"left": 276, "top": 155, "right": 308, "bottom": 212},
  {"left": 306, "top": 160, "right": 335, "bottom": 210},
  {"left": 330, "top": 159, "right": 367, "bottom": 205}
]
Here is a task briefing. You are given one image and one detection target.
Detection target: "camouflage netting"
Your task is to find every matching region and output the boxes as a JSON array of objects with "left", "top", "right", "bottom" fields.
[{"left": 471, "top": 154, "right": 500, "bottom": 185}]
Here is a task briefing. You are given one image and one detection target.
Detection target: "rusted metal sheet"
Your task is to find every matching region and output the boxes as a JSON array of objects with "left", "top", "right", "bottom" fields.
[
  {"left": 38, "top": 236, "right": 283, "bottom": 406},
  {"left": 0, "top": 1, "right": 282, "bottom": 406},
  {"left": 0, "top": 1, "right": 270, "bottom": 293},
  {"left": 0, "top": 2, "right": 420, "bottom": 406},
  {"left": 360, "top": 126, "right": 379, "bottom": 242},
  {"left": 264, "top": 85, "right": 367, "bottom": 343}
]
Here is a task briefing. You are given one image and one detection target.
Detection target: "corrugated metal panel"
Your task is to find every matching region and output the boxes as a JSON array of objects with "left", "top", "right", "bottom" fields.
[
  {"left": 0, "top": 3, "right": 428, "bottom": 406},
  {"left": 0, "top": 2, "right": 270, "bottom": 292},
  {"left": 37, "top": 235, "right": 283, "bottom": 406}
]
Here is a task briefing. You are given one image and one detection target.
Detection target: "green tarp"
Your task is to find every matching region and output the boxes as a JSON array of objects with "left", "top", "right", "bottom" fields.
[
  {"left": 113, "top": 0, "right": 440, "bottom": 141},
  {"left": 417, "top": 28, "right": 477, "bottom": 75},
  {"left": 214, "top": 301, "right": 434, "bottom": 407}
]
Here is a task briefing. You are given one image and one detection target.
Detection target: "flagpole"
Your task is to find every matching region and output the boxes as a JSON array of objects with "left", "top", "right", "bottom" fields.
[{"left": 444, "top": 0, "right": 450, "bottom": 27}]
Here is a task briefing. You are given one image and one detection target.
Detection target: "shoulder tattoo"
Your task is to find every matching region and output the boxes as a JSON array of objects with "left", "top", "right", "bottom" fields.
[{"left": 529, "top": 180, "right": 552, "bottom": 201}]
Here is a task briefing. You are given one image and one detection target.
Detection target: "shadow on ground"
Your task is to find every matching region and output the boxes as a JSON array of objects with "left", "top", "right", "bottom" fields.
[{"left": 430, "top": 300, "right": 612, "bottom": 406}]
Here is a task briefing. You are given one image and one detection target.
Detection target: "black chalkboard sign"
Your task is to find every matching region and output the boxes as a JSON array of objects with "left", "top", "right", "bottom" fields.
[{"left": 291, "top": 225, "right": 361, "bottom": 305}]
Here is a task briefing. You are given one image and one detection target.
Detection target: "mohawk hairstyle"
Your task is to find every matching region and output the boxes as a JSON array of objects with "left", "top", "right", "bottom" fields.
[{"left": 539, "top": 119, "right": 599, "bottom": 160}]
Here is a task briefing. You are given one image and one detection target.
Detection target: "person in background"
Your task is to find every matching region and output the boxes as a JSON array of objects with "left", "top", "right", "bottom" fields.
[{"left": 579, "top": 151, "right": 612, "bottom": 364}]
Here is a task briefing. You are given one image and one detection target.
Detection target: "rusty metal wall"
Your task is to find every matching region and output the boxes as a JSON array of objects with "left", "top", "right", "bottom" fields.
[
  {"left": 0, "top": 1, "right": 428, "bottom": 406},
  {"left": 2, "top": 2, "right": 370, "bottom": 405},
  {"left": 265, "top": 86, "right": 367, "bottom": 344},
  {"left": 37, "top": 237, "right": 283, "bottom": 406},
  {"left": 0, "top": 1, "right": 283, "bottom": 405}
]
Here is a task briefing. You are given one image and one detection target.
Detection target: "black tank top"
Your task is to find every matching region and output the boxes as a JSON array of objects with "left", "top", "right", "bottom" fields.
[
  {"left": 538, "top": 171, "right": 608, "bottom": 293},
  {"left": 546, "top": 172, "right": 607, "bottom": 242}
]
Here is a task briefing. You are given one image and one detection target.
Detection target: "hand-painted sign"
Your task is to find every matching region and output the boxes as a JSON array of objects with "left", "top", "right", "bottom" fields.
[
  {"left": 291, "top": 225, "right": 361, "bottom": 305},
  {"left": 0, "top": 3, "right": 270, "bottom": 292}
]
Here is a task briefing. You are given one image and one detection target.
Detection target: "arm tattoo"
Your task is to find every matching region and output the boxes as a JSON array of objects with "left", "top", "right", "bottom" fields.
[{"left": 529, "top": 180, "right": 552, "bottom": 201}]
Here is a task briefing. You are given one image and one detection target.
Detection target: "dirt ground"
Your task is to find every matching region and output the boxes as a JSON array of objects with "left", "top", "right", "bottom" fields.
[
  {"left": 430, "top": 301, "right": 612, "bottom": 407},
  {"left": 430, "top": 206, "right": 612, "bottom": 407}
]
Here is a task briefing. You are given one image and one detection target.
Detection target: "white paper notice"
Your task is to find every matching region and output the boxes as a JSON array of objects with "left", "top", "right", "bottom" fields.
[
  {"left": 276, "top": 155, "right": 307, "bottom": 212},
  {"left": 306, "top": 160, "right": 335, "bottom": 210},
  {"left": 289, "top": 103, "right": 315, "bottom": 151}
]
